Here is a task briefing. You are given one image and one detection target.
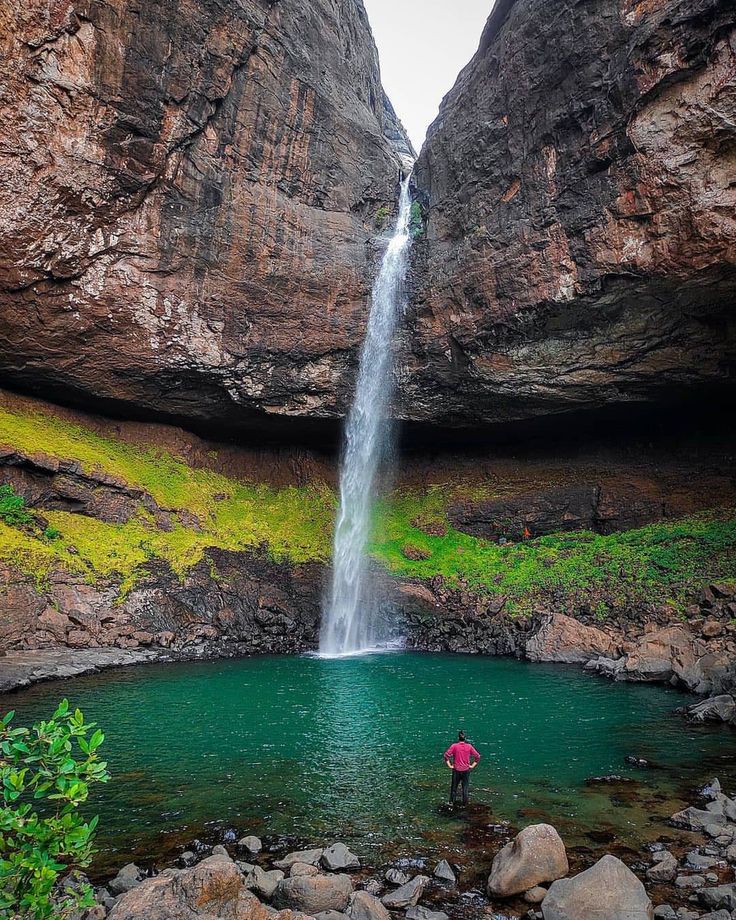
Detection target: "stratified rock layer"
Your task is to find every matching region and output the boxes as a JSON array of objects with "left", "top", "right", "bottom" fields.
[
  {"left": 409, "top": 0, "right": 736, "bottom": 427},
  {"left": 0, "top": 0, "right": 408, "bottom": 430}
]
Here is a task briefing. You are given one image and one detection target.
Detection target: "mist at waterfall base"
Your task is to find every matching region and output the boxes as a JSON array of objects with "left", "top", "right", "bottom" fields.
[{"left": 320, "top": 175, "right": 413, "bottom": 657}]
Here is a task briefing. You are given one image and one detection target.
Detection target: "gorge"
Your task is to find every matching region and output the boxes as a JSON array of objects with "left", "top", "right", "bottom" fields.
[{"left": 1, "top": 0, "right": 736, "bottom": 917}]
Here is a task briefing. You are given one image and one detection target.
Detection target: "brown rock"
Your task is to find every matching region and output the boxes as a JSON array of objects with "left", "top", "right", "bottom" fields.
[
  {"left": 487, "top": 823, "right": 569, "bottom": 897},
  {"left": 702, "top": 620, "right": 724, "bottom": 639},
  {"left": 272, "top": 874, "right": 352, "bottom": 915},
  {"left": 525, "top": 613, "right": 619, "bottom": 664}
]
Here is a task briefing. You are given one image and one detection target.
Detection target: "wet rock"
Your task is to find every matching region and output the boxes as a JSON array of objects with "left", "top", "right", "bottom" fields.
[
  {"left": 688, "top": 696, "right": 736, "bottom": 724},
  {"left": 275, "top": 849, "right": 325, "bottom": 871},
  {"left": 542, "top": 855, "right": 652, "bottom": 920},
  {"left": 384, "top": 869, "right": 410, "bottom": 886},
  {"left": 381, "top": 875, "right": 429, "bottom": 909},
  {"left": 321, "top": 843, "right": 360, "bottom": 872},
  {"left": 647, "top": 852, "right": 677, "bottom": 883},
  {"left": 433, "top": 860, "right": 456, "bottom": 884},
  {"left": 488, "top": 823, "right": 568, "bottom": 897},
  {"left": 108, "top": 864, "right": 145, "bottom": 897},
  {"left": 348, "top": 890, "right": 391, "bottom": 920},
  {"left": 625, "top": 756, "right": 656, "bottom": 770},
  {"left": 273, "top": 875, "right": 353, "bottom": 915},
  {"left": 239, "top": 836, "right": 263, "bottom": 857},
  {"left": 671, "top": 807, "right": 726, "bottom": 832}
]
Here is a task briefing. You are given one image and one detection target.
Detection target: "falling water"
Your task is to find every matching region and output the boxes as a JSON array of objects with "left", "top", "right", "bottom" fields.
[{"left": 319, "top": 173, "right": 413, "bottom": 656}]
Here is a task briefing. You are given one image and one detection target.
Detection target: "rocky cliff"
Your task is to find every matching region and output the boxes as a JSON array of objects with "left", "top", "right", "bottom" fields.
[
  {"left": 0, "top": 0, "right": 409, "bottom": 432},
  {"left": 408, "top": 0, "right": 736, "bottom": 427}
]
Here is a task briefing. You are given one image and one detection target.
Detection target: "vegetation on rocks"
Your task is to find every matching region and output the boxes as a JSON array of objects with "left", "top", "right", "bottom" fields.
[{"left": 0, "top": 404, "right": 735, "bottom": 613}]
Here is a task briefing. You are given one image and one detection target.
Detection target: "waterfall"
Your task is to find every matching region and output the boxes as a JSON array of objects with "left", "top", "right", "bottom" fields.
[{"left": 319, "top": 173, "right": 413, "bottom": 656}]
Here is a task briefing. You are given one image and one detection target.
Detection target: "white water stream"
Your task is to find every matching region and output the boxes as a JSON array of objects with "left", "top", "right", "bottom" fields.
[{"left": 319, "top": 174, "right": 413, "bottom": 656}]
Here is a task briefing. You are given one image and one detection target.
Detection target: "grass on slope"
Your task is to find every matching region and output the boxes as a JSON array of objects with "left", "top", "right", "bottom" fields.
[{"left": 0, "top": 404, "right": 735, "bottom": 612}]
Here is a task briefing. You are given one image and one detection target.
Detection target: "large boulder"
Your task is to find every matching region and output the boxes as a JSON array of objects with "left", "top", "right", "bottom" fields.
[
  {"left": 488, "top": 824, "right": 569, "bottom": 897},
  {"left": 688, "top": 695, "right": 736, "bottom": 723},
  {"left": 273, "top": 874, "right": 353, "bottom": 915},
  {"left": 698, "top": 884, "right": 736, "bottom": 911},
  {"left": 542, "top": 854, "right": 653, "bottom": 920},
  {"left": 108, "top": 863, "right": 145, "bottom": 896},
  {"left": 108, "top": 853, "right": 304, "bottom": 920},
  {"left": 275, "top": 849, "right": 325, "bottom": 871},
  {"left": 525, "top": 614, "right": 619, "bottom": 665},
  {"left": 243, "top": 864, "right": 285, "bottom": 900}
]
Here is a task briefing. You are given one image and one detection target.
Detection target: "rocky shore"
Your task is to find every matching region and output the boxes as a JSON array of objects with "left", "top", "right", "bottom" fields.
[{"left": 65, "top": 779, "right": 736, "bottom": 920}]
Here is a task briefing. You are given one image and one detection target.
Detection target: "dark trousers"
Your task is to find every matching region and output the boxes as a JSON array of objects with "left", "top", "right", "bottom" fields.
[{"left": 450, "top": 769, "right": 470, "bottom": 805}]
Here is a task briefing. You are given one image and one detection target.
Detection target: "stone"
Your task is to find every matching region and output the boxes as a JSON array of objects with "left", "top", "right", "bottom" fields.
[
  {"left": 381, "top": 875, "right": 429, "bottom": 909},
  {"left": 524, "top": 886, "right": 548, "bottom": 904},
  {"left": 688, "top": 696, "right": 736, "bottom": 724},
  {"left": 698, "top": 884, "right": 736, "bottom": 911},
  {"left": 653, "top": 908, "right": 677, "bottom": 920},
  {"left": 701, "top": 779, "right": 723, "bottom": 800},
  {"left": 433, "top": 860, "right": 456, "bottom": 884},
  {"left": 702, "top": 620, "right": 724, "bottom": 638},
  {"left": 274, "top": 849, "right": 325, "bottom": 871},
  {"left": 348, "top": 891, "right": 391, "bottom": 920},
  {"left": 321, "top": 843, "right": 360, "bottom": 872},
  {"left": 525, "top": 613, "right": 618, "bottom": 664},
  {"left": 362, "top": 880, "right": 383, "bottom": 896},
  {"left": 699, "top": 911, "right": 731, "bottom": 920},
  {"left": 647, "top": 852, "right": 677, "bottom": 883},
  {"left": 671, "top": 807, "right": 726, "bottom": 831},
  {"left": 178, "top": 851, "right": 196, "bottom": 868},
  {"left": 405, "top": 908, "right": 450, "bottom": 920},
  {"left": 488, "top": 824, "right": 568, "bottom": 897},
  {"left": 315, "top": 913, "right": 349, "bottom": 920},
  {"left": 273, "top": 875, "right": 353, "bottom": 914},
  {"left": 211, "top": 845, "right": 228, "bottom": 857},
  {"left": 108, "top": 863, "right": 145, "bottom": 897},
  {"left": 243, "top": 865, "right": 285, "bottom": 901},
  {"left": 675, "top": 875, "right": 705, "bottom": 889},
  {"left": 291, "top": 863, "right": 321, "bottom": 878},
  {"left": 686, "top": 853, "right": 722, "bottom": 871},
  {"left": 384, "top": 869, "right": 410, "bottom": 886},
  {"left": 239, "top": 836, "right": 263, "bottom": 857},
  {"left": 107, "top": 853, "right": 278, "bottom": 920},
  {"left": 542, "top": 855, "right": 652, "bottom": 920}
]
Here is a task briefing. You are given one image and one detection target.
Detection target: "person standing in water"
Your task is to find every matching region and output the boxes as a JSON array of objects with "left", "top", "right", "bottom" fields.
[{"left": 444, "top": 730, "right": 481, "bottom": 806}]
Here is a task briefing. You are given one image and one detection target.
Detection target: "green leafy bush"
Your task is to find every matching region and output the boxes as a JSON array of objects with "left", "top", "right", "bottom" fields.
[
  {"left": 374, "top": 205, "right": 390, "bottom": 229},
  {"left": 42, "top": 528, "right": 61, "bottom": 542},
  {"left": 0, "top": 484, "right": 32, "bottom": 527},
  {"left": 0, "top": 700, "right": 110, "bottom": 920}
]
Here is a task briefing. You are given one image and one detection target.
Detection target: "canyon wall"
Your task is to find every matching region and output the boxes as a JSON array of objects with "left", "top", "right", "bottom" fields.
[
  {"left": 0, "top": 0, "right": 409, "bottom": 431},
  {"left": 408, "top": 0, "right": 736, "bottom": 426}
]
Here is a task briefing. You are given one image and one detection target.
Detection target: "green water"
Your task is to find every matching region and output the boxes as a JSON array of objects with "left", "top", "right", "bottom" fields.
[{"left": 2, "top": 652, "right": 734, "bottom": 873}]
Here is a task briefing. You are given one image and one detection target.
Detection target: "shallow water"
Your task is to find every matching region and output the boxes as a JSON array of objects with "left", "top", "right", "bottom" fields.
[{"left": 2, "top": 652, "right": 733, "bottom": 872}]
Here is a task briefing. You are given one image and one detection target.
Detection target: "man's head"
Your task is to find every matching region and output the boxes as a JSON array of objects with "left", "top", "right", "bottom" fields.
[{"left": 458, "top": 730, "right": 466, "bottom": 742}]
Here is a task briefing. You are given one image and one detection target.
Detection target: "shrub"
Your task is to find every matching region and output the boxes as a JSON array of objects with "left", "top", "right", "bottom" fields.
[
  {"left": 409, "top": 200, "right": 424, "bottom": 238},
  {"left": 374, "top": 205, "right": 390, "bottom": 229},
  {"left": 0, "top": 700, "right": 110, "bottom": 920},
  {"left": 0, "top": 484, "right": 32, "bottom": 527},
  {"left": 43, "top": 527, "right": 61, "bottom": 541}
]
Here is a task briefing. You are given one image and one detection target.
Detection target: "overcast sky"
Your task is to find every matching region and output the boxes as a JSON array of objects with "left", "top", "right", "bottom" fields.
[{"left": 362, "top": 0, "right": 494, "bottom": 153}]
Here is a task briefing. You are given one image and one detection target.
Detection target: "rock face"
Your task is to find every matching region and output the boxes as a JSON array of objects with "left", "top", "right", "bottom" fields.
[
  {"left": 542, "top": 854, "right": 653, "bottom": 920},
  {"left": 410, "top": 0, "right": 736, "bottom": 428},
  {"left": 0, "top": 0, "right": 409, "bottom": 431},
  {"left": 487, "top": 823, "right": 569, "bottom": 897},
  {"left": 525, "top": 614, "right": 619, "bottom": 665}
]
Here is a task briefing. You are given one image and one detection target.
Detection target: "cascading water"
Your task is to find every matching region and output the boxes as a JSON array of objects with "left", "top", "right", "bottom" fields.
[{"left": 319, "top": 173, "right": 413, "bottom": 656}]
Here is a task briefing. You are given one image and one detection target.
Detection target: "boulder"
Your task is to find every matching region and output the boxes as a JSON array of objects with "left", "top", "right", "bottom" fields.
[
  {"left": 273, "top": 875, "right": 353, "bottom": 915},
  {"left": 525, "top": 613, "right": 619, "bottom": 664},
  {"left": 700, "top": 778, "right": 723, "bottom": 800},
  {"left": 653, "top": 908, "right": 676, "bottom": 920},
  {"left": 239, "top": 836, "right": 263, "bottom": 857},
  {"left": 108, "top": 863, "right": 145, "bottom": 897},
  {"left": 670, "top": 806, "right": 726, "bottom": 831},
  {"left": 675, "top": 874, "right": 705, "bottom": 889},
  {"left": 433, "top": 860, "right": 456, "bottom": 884},
  {"left": 348, "top": 891, "right": 391, "bottom": 920},
  {"left": 275, "top": 849, "right": 325, "bottom": 871},
  {"left": 542, "top": 855, "right": 652, "bottom": 920},
  {"left": 384, "top": 869, "right": 410, "bottom": 886},
  {"left": 381, "top": 876, "right": 429, "bottom": 909},
  {"left": 321, "top": 843, "right": 360, "bottom": 872},
  {"left": 524, "top": 886, "right": 548, "bottom": 904},
  {"left": 698, "top": 884, "right": 736, "bottom": 911},
  {"left": 646, "top": 852, "right": 677, "bottom": 883},
  {"left": 688, "top": 695, "right": 736, "bottom": 723},
  {"left": 243, "top": 865, "right": 285, "bottom": 900},
  {"left": 488, "top": 824, "right": 568, "bottom": 897},
  {"left": 699, "top": 911, "right": 732, "bottom": 920},
  {"left": 107, "top": 853, "right": 293, "bottom": 920}
]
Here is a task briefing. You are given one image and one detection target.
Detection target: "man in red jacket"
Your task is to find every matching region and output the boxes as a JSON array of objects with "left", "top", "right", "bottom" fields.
[{"left": 444, "top": 730, "right": 481, "bottom": 806}]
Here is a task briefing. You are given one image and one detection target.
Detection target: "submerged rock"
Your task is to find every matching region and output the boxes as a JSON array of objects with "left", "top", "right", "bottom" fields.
[
  {"left": 488, "top": 823, "right": 568, "bottom": 897},
  {"left": 542, "top": 854, "right": 652, "bottom": 920}
]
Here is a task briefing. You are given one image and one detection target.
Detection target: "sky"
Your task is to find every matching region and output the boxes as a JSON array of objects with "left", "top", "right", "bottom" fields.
[{"left": 362, "top": 0, "right": 494, "bottom": 153}]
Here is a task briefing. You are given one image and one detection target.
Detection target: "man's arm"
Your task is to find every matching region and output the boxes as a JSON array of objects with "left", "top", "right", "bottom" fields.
[
  {"left": 470, "top": 745, "right": 481, "bottom": 769},
  {"left": 444, "top": 744, "right": 455, "bottom": 769}
]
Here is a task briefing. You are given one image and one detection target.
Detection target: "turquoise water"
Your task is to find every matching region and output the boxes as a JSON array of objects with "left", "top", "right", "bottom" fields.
[{"left": 2, "top": 652, "right": 734, "bottom": 872}]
